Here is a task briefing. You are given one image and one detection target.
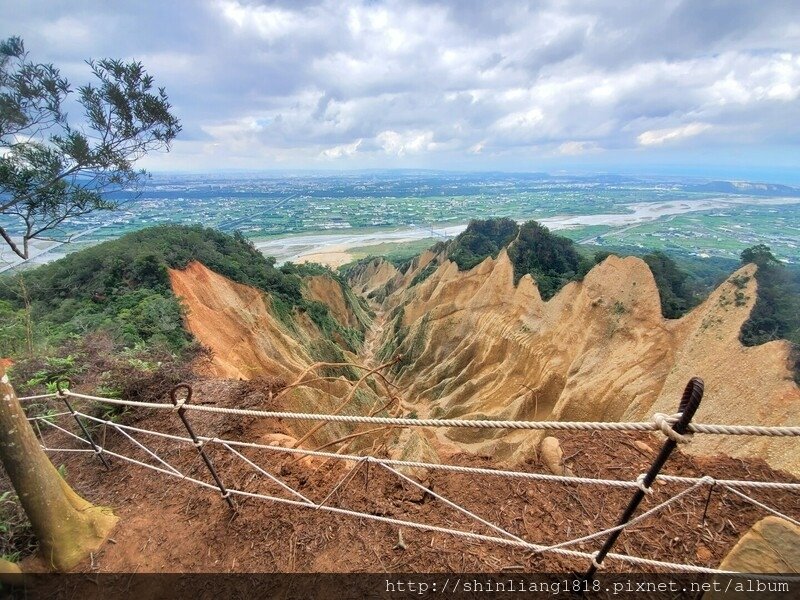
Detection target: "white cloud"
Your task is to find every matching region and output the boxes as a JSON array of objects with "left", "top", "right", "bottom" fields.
[
  {"left": 38, "top": 16, "right": 96, "bottom": 51},
  {"left": 218, "top": 0, "right": 300, "bottom": 40},
  {"left": 558, "top": 141, "right": 600, "bottom": 155},
  {"left": 12, "top": 0, "right": 800, "bottom": 170},
  {"left": 637, "top": 123, "right": 712, "bottom": 146},
  {"left": 493, "top": 107, "right": 545, "bottom": 131},
  {"left": 376, "top": 130, "right": 436, "bottom": 156},
  {"left": 320, "top": 139, "right": 362, "bottom": 159}
]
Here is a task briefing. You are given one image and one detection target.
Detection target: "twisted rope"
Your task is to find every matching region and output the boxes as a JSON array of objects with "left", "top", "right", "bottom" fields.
[
  {"left": 58, "top": 390, "right": 800, "bottom": 437},
  {"left": 534, "top": 477, "right": 714, "bottom": 554},
  {"left": 721, "top": 485, "right": 800, "bottom": 528},
  {"left": 31, "top": 409, "right": 800, "bottom": 575},
  {"left": 63, "top": 439, "right": 733, "bottom": 574},
  {"left": 652, "top": 413, "right": 693, "bottom": 444},
  {"left": 17, "top": 393, "right": 59, "bottom": 401},
  {"left": 65, "top": 411, "right": 800, "bottom": 492}
]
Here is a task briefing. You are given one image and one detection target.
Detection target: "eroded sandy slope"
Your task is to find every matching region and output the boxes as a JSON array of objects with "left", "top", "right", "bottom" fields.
[
  {"left": 362, "top": 251, "right": 799, "bottom": 473},
  {"left": 168, "top": 252, "right": 799, "bottom": 475}
]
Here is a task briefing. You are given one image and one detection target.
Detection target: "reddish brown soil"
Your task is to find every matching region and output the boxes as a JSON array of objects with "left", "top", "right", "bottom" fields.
[{"left": 19, "top": 379, "right": 800, "bottom": 575}]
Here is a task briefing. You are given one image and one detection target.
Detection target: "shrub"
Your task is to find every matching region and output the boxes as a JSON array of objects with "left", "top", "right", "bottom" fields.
[{"left": 448, "top": 218, "right": 519, "bottom": 270}]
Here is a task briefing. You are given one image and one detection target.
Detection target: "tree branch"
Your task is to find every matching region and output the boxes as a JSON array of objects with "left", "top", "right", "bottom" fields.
[{"left": 0, "top": 226, "right": 26, "bottom": 259}]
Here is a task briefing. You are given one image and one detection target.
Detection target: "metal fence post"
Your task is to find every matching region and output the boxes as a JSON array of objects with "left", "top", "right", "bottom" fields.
[
  {"left": 170, "top": 384, "right": 237, "bottom": 512},
  {"left": 56, "top": 380, "right": 111, "bottom": 470},
  {"left": 583, "top": 377, "right": 704, "bottom": 579}
]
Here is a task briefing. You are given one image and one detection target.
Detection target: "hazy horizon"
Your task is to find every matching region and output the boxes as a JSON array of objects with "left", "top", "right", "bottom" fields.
[{"left": 139, "top": 167, "right": 800, "bottom": 187}]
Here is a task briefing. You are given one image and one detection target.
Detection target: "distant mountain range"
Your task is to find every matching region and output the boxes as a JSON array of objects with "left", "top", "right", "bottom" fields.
[{"left": 681, "top": 180, "right": 800, "bottom": 196}]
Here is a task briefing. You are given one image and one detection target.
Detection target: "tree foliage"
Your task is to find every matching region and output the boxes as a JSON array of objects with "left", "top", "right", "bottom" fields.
[
  {"left": 0, "top": 225, "right": 305, "bottom": 353},
  {"left": 739, "top": 245, "right": 800, "bottom": 357},
  {"left": 447, "top": 218, "right": 589, "bottom": 299},
  {"left": 446, "top": 219, "right": 718, "bottom": 312},
  {"left": 0, "top": 224, "right": 366, "bottom": 371},
  {"left": 0, "top": 299, "right": 26, "bottom": 356},
  {"left": 740, "top": 244, "right": 780, "bottom": 268},
  {"left": 447, "top": 217, "right": 519, "bottom": 271},
  {"left": 508, "top": 221, "right": 589, "bottom": 299},
  {"left": 642, "top": 251, "right": 695, "bottom": 319},
  {"left": 0, "top": 36, "right": 180, "bottom": 259}
]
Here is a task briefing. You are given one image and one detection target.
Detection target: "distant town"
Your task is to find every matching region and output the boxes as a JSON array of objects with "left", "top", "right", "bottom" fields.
[{"left": 1, "top": 171, "right": 798, "bottom": 271}]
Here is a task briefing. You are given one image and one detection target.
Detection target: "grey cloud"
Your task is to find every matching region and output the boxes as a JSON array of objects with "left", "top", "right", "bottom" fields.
[{"left": 2, "top": 0, "right": 798, "bottom": 170}]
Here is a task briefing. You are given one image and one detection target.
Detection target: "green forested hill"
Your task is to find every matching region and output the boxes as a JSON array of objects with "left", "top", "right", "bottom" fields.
[
  {"left": 0, "top": 225, "right": 308, "bottom": 355},
  {"left": 0, "top": 225, "right": 358, "bottom": 395},
  {"left": 445, "top": 218, "right": 591, "bottom": 300}
]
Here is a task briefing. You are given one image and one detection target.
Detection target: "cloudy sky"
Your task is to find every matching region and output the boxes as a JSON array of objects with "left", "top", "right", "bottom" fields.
[{"left": 5, "top": 0, "right": 800, "bottom": 179}]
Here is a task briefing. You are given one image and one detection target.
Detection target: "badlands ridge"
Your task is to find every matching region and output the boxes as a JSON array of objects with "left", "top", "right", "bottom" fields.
[{"left": 169, "top": 248, "right": 800, "bottom": 475}]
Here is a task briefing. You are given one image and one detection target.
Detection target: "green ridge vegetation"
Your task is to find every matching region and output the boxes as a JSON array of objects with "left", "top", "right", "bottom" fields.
[
  {"left": 447, "top": 218, "right": 519, "bottom": 271},
  {"left": 443, "top": 218, "right": 727, "bottom": 315},
  {"left": 0, "top": 225, "right": 306, "bottom": 353},
  {"left": 409, "top": 262, "right": 438, "bottom": 287},
  {"left": 446, "top": 218, "right": 591, "bottom": 300},
  {"left": 443, "top": 221, "right": 800, "bottom": 379},
  {"left": 508, "top": 221, "right": 589, "bottom": 299},
  {"left": 737, "top": 245, "right": 800, "bottom": 382},
  {"left": 593, "top": 249, "right": 700, "bottom": 319},
  {"left": 0, "top": 225, "right": 359, "bottom": 393},
  {"left": 641, "top": 251, "right": 696, "bottom": 319}
]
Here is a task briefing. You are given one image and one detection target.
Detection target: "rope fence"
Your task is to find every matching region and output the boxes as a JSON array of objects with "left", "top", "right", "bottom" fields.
[
  {"left": 34, "top": 410, "right": 798, "bottom": 492},
  {"left": 27, "top": 414, "right": 734, "bottom": 574},
  {"left": 17, "top": 379, "right": 800, "bottom": 577},
  {"left": 19, "top": 390, "right": 800, "bottom": 438}
]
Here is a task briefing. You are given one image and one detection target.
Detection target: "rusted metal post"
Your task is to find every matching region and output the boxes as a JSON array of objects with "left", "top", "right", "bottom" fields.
[
  {"left": 170, "top": 384, "right": 237, "bottom": 511},
  {"left": 584, "top": 377, "right": 704, "bottom": 579},
  {"left": 56, "top": 379, "right": 111, "bottom": 470}
]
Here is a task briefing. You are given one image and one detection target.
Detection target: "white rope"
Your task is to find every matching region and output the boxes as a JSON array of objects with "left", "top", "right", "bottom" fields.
[
  {"left": 99, "top": 447, "right": 213, "bottom": 487},
  {"left": 67, "top": 413, "right": 662, "bottom": 489},
  {"left": 69, "top": 411, "right": 800, "bottom": 492},
  {"left": 59, "top": 390, "right": 800, "bottom": 437},
  {"left": 35, "top": 420, "right": 785, "bottom": 575},
  {"left": 220, "top": 442, "right": 315, "bottom": 506},
  {"left": 659, "top": 474, "right": 800, "bottom": 491},
  {"left": 44, "top": 411, "right": 800, "bottom": 557},
  {"left": 107, "top": 421, "right": 183, "bottom": 476},
  {"left": 26, "top": 412, "right": 73, "bottom": 421},
  {"left": 721, "top": 485, "right": 800, "bottom": 527},
  {"left": 316, "top": 457, "right": 369, "bottom": 509},
  {"left": 635, "top": 473, "right": 654, "bottom": 495},
  {"left": 535, "top": 478, "right": 713, "bottom": 554},
  {"left": 25, "top": 390, "right": 799, "bottom": 575},
  {"left": 17, "top": 393, "right": 59, "bottom": 401},
  {"left": 39, "top": 445, "right": 95, "bottom": 454},
  {"left": 35, "top": 418, "right": 92, "bottom": 447},
  {"left": 689, "top": 423, "right": 800, "bottom": 437},
  {"left": 77, "top": 412, "right": 637, "bottom": 486},
  {"left": 216, "top": 441, "right": 800, "bottom": 492},
  {"left": 375, "top": 459, "right": 528, "bottom": 544},
  {"left": 189, "top": 470, "right": 740, "bottom": 573},
  {"left": 75, "top": 411, "right": 195, "bottom": 444},
  {"left": 652, "top": 413, "right": 693, "bottom": 444},
  {"left": 30, "top": 440, "right": 753, "bottom": 573}
]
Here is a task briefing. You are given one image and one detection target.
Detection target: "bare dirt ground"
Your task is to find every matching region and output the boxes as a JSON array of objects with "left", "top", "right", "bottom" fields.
[
  {"left": 297, "top": 250, "right": 355, "bottom": 268},
  {"left": 19, "top": 379, "right": 800, "bottom": 576}
]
